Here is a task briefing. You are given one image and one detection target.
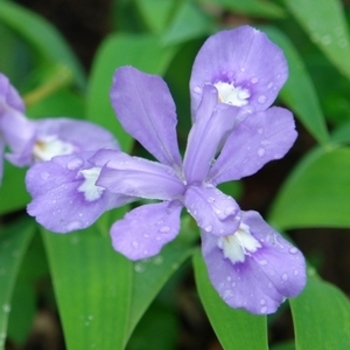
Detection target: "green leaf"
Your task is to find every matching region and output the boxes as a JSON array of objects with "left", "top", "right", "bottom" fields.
[
  {"left": 290, "top": 278, "right": 350, "bottom": 349},
  {"left": 127, "top": 217, "right": 195, "bottom": 338},
  {"left": 193, "top": 250, "right": 268, "bottom": 350},
  {"left": 198, "top": 0, "right": 285, "bottom": 19},
  {"left": 331, "top": 121, "right": 350, "bottom": 144},
  {"left": 0, "top": 1, "right": 86, "bottom": 88},
  {"left": 135, "top": 0, "right": 175, "bottom": 34},
  {"left": 285, "top": 0, "right": 350, "bottom": 81},
  {"left": 263, "top": 26, "right": 329, "bottom": 145},
  {"left": 269, "top": 147, "right": 350, "bottom": 230},
  {"left": 0, "top": 218, "right": 36, "bottom": 350},
  {"left": 41, "top": 224, "right": 133, "bottom": 350},
  {"left": 0, "top": 163, "right": 30, "bottom": 215},
  {"left": 162, "top": 1, "right": 212, "bottom": 46},
  {"left": 86, "top": 33, "right": 177, "bottom": 152}
]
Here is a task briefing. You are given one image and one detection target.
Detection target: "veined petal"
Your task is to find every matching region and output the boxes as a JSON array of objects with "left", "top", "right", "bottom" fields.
[
  {"left": 26, "top": 152, "right": 130, "bottom": 233},
  {"left": 201, "top": 211, "right": 306, "bottom": 314},
  {"left": 93, "top": 149, "right": 185, "bottom": 200},
  {"left": 190, "top": 26, "right": 288, "bottom": 114},
  {"left": 183, "top": 86, "right": 238, "bottom": 184},
  {"left": 209, "top": 107, "right": 297, "bottom": 184},
  {"left": 110, "top": 200, "right": 182, "bottom": 260},
  {"left": 111, "top": 66, "right": 182, "bottom": 169},
  {"left": 184, "top": 185, "right": 240, "bottom": 236}
]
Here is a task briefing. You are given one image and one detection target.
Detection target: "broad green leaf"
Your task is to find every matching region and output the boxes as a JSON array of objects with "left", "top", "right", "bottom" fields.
[
  {"left": 285, "top": 0, "right": 350, "bottom": 81},
  {"left": 271, "top": 341, "right": 295, "bottom": 350},
  {"left": 162, "top": 1, "right": 212, "bottom": 46},
  {"left": 331, "top": 121, "right": 350, "bottom": 144},
  {"left": 135, "top": 0, "right": 175, "bottom": 34},
  {"left": 0, "top": 217, "right": 35, "bottom": 350},
  {"left": 87, "top": 33, "right": 177, "bottom": 152},
  {"left": 198, "top": 0, "right": 285, "bottom": 18},
  {"left": 0, "top": 163, "right": 30, "bottom": 215},
  {"left": 263, "top": 26, "right": 329, "bottom": 145},
  {"left": 127, "top": 217, "right": 196, "bottom": 339},
  {"left": 290, "top": 278, "right": 350, "bottom": 349},
  {"left": 0, "top": 1, "right": 85, "bottom": 88},
  {"left": 193, "top": 250, "right": 268, "bottom": 350},
  {"left": 42, "top": 224, "right": 133, "bottom": 350},
  {"left": 269, "top": 147, "right": 350, "bottom": 230}
]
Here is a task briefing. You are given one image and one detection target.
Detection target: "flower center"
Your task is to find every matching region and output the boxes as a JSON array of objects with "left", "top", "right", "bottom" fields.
[
  {"left": 78, "top": 167, "right": 105, "bottom": 201},
  {"left": 33, "top": 136, "right": 75, "bottom": 161},
  {"left": 217, "top": 223, "right": 261, "bottom": 264},
  {"left": 214, "top": 81, "right": 250, "bottom": 107}
]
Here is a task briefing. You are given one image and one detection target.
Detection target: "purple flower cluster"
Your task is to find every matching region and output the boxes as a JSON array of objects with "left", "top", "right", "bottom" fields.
[{"left": 1, "top": 25, "right": 306, "bottom": 314}]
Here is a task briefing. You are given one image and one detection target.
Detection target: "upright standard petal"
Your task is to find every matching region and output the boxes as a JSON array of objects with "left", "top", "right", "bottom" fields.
[
  {"left": 111, "top": 67, "right": 182, "bottom": 169},
  {"left": 26, "top": 152, "right": 130, "bottom": 233},
  {"left": 183, "top": 86, "right": 238, "bottom": 184},
  {"left": 201, "top": 211, "right": 306, "bottom": 314},
  {"left": 190, "top": 26, "right": 288, "bottom": 114},
  {"left": 209, "top": 107, "right": 297, "bottom": 184},
  {"left": 110, "top": 200, "right": 183, "bottom": 260},
  {"left": 94, "top": 149, "right": 185, "bottom": 200},
  {"left": 184, "top": 185, "right": 240, "bottom": 236}
]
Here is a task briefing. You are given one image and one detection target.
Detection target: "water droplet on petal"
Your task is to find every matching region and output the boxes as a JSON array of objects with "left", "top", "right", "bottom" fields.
[
  {"left": 260, "top": 306, "right": 268, "bottom": 313},
  {"left": 258, "top": 128, "right": 263, "bottom": 134},
  {"left": 258, "top": 148, "right": 266, "bottom": 157},
  {"left": 204, "top": 225, "right": 213, "bottom": 233},
  {"left": 258, "top": 95, "right": 267, "bottom": 104},
  {"left": 289, "top": 247, "right": 298, "bottom": 254},
  {"left": 282, "top": 273, "right": 288, "bottom": 281},
  {"left": 231, "top": 282, "right": 236, "bottom": 288},
  {"left": 294, "top": 270, "right": 299, "bottom": 276},
  {"left": 267, "top": 82, "right": 274, "bottom": 89},
  {"left": 144, "top": 234, "right": 149, "bottom": 238},
  {"left": 67, "top": 157, "right": 84, "bottom": 171},
  {"left": 207, "top": 197, "right": 215, "bottom": 203},
  {"left": 226, "top": 276, "right": 232, "bottom": 282},
  {"left": 66, "top": 220, "right": 83, "bottom": 231},
  {"left": 193, "top": 86, "right": 202, "bottom": 94},
  {"left": 260, "top": 299, "right": 266, "bottom": 305},
  {"left": 159, "top": 226, "right": 170, "bottom": 233},
  {"left": 40, "top": 171, "right": 50, "bottom": 180},
  {"left": 131, "top": 240, "right": 139, "bottom": 249},
  {"left": 258, "top": 260, "right": 267, "bottom": 265},
  {"left": 251, "top": 77, "right": 259, "bottom": 84}
]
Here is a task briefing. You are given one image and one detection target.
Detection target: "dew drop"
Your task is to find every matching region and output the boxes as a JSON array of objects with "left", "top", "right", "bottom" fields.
[
  {"left": 224, "top": 206, "right": 236, "bottom": 215},
  {"left": 144, "top": 234, "right": 150, "bottom": 239},
  {"left": 294, "top": 270, "right": 299, "bottom": 276},
  {"left": 251, "top": 77, "right": 259, "bottom": 84},
  {"left": 282, "top": 273, "right": 288, "bottom": 281},
  {"left": 131, "top": 240, "right": 139, "bottom": 249},
  {"left": 2, "top": 304, "right": 11, "bottom": 313},
  {"left": 78, "top": 213, "right": 83, "bottom": 217},
  {"left": 231, "top": 282, "right": 236, "bottom": 288},
  {"left": 258, "top": 260, "right": 267, "bottom": 265},
  {"left": 160, "top": 226, "right": 170, "bottom": 233},
  {"left": 219, "top": 229, "right": 225, "bottom": 234},
  {"left": 193, "top": 86, "right": 202, "bottom": 94},
  {"left": 204, "top": 225, "right": 213, "bottom": 233},
  {"left": 134, "top": 263, "right": 145, "bottom": 273},
  {"left": 257, "top": 128, "right": 263, "bottom": 134},
  {"left": 321, "top": 35, "right": 331, "bottom": 45},
  {"left": 207, "top": 197, "right": 215, "bottom": 203},
  {"left": 66, "top": 220, "right": 83, "bottom": 231},
  {"left": 226, "top": 276, "right": 232, "bottom": 282},
  {"left": 267, "top": 82, "right": 274, "bottom": 89},
  {"left": 258, "top": 148, "right": 266, "bottom": 157},
  {"left": 289, "top": 247, "right": 298, "bottom": 254},
  {"left": 260, "top": 306, "right": 268, "bottom": 314},
  {"left": 153, "top": 256, "right": 163, "bottom": 265},
  {"left": 258, "top": 95, "right": 267, "bottom": 104},
  {"left": 260, "top": 299, "right": 266, "bottom": 305},
  {"left": 156, "top": 236, "right": 161, "bottom": 241},
  {"left": 67, "top": 157, "right": 84, "bottom": 171},
  {"left": 40, "top": 171, "right": 50, "bottom": 180}
]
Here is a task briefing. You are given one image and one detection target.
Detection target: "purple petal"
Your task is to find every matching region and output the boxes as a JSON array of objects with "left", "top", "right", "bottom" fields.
[
  {"left": 190, "top": 26, "right": 288, "bottom": 114},
  {"left": 111, "top": 67, "right": 182, "bottom": 168},
  {"left": 0, "top": 73, "right": 25, "bottom": 113},
  {"left": 183, "top": 86, "right": 238, "bottom": 184},
  {"left": 110, "top": 200, "right": 182, "bottom": 260},
  {"left": 2, "top": 110, "right": 36, "bottom": 167},
  {"left": 0, "top": 139, "right": 4, "bottom": 183},
  {"left": 201, "top": 211, "right": 306, "bottom": 314},
  {"left": 26, "top": 152, "right": 130, "bottom": 233},
  {"left": 93, "top": 149, "right": 185, "bottom": 200},
  {"left": 184, "top": 185, "right": 240, "bottom": 236},
  {"left": 209, "top": 107, "right": 297, "bottom": 184}
]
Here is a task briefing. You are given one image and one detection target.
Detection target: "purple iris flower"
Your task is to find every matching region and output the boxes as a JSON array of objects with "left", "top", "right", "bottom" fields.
[
  {"left": 190, "top": 25, "right": 288, "bottom": 119},
  {"left": 91, "top": 56, "right": 305, "bottom": 314}
]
